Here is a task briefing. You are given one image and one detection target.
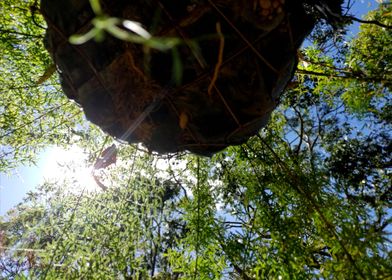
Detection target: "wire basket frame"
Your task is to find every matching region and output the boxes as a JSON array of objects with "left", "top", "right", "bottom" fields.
[{"left": 41, "top": 0, "right": 343, "bottom": 156}]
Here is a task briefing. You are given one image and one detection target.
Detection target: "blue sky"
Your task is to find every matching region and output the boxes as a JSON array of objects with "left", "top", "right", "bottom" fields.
[
  {"left": 0, "top": 0, "right": 381, "bottom": 216},
  {"left": 0, "top": 150, "right": 50, "bottom": 215}
]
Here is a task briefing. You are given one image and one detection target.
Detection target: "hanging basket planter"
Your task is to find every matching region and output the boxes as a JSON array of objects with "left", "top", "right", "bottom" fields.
[{"left": 41, "top": 0, "right": 343, "bottom": 156}]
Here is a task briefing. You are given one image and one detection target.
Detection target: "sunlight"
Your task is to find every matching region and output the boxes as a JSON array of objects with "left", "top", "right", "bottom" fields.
[{"left": 41, "top": 146, "right": 99, "bottom": 193}]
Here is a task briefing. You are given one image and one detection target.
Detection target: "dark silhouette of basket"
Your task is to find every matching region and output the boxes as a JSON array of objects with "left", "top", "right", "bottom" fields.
[{"left": 41, "top": 0, "right": 342, "bottom": 156}]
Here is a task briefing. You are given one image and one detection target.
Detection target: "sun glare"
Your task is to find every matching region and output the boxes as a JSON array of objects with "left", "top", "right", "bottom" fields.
[{"left": 41, "top": 146, "right": 99, "bottom": 192}]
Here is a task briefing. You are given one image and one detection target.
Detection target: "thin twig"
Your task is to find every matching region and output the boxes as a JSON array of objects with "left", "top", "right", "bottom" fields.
[
  {"left": 293, "top": 107, "right": 304, "bottom": 156},
  {"left": 0, "top": 28, "right": 44, "bottom": 38},
  {"left": 0, "top": 101, "right": 74, "bottom": 139},
  {"left": 208, "top": 22, "right": 225, "bottom": 96},
  {"left": 343, "top": 15, "right": 392, "bottom": 29},
  {"left": 194, "top": 157, "right": 201, "bottom": 279}
]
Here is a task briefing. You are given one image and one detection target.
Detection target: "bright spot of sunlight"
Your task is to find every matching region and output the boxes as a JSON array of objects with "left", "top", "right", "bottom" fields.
[{"left": 41, "top": 145, "right": 99, "bottom": 193}]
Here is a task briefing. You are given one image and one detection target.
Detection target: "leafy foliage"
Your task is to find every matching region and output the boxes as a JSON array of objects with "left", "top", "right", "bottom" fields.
[
  {"left": 0, "top": 0, "right": 91, "bottom": 171},
  {"left": 1, "top": 1, "right": 391, "bottom": 279},
  {"left": 342, "top": 4, "right": 392, "bottom": 116}
]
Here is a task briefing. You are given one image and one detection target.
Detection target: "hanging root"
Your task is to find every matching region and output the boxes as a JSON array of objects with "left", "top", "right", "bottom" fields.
[{"left": 208, "top": 22, "right": 225, "bottom": 96}]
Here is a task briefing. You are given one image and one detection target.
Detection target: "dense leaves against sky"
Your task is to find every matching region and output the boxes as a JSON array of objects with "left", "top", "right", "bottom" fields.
[{"left": 0, "top": 1, "right": 391, "bottom": 279}]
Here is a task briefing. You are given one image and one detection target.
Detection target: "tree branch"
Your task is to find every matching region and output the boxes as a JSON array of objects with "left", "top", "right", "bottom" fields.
[
  {"left": 0, "top": 28, "right": 44, "bottom": 38},
  {"left": 343, "top": 15, "right": 392, "bottom": 29},
  {"left": 293, "top": 107, "right": 304, "bottom": 156}
]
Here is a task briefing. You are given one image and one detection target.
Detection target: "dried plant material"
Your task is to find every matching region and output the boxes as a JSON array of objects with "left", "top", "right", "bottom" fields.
[
  {"left": 208, "top": 22, "right": 225, "bottom": 96},
  {"left": 93, "top": 144, "right": 117, "bottom": 170},
  {"left": 179, "top": 111, "right": 189, "bottom": 129},
  {"left": 36, "top": 64, "right": 56, "bottom": 85},
  {"left": 259, "top": 0, "right": 272, "bottom": 9}
]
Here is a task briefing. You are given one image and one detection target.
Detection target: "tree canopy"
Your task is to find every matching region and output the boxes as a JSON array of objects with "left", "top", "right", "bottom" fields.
[{"left": 0, "top": 1, "right": 391, "bottom": 279}]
